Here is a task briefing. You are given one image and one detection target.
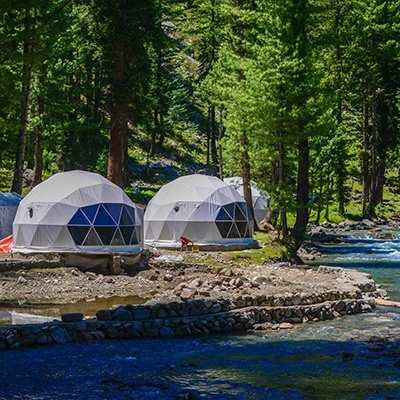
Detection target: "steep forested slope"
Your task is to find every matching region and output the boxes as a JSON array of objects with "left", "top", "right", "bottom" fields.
[{"left": 1, "top": 0, "right": 400, "bottom": 248}]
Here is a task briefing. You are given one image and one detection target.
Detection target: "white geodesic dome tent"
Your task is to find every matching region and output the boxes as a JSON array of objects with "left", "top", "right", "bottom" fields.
[
  {"left": 224, "top": 177, "right": 269, "bottom": 225},
  {"left": 144, "top": 174, "right": 257, "bottom": 249},
  {"left": 12, "top": 170, "right": 143, "bottom": 254},
  {"left": 0, "top": 192, "right": 23, "bottom": 239}
]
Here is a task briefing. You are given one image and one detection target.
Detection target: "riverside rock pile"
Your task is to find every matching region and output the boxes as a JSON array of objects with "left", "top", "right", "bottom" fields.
[
  {"left": 0, "top": 265, "right": 379, "bottom": 350},
  {"left": 308, "top": 218, "right": 400, "bottom": 241}
]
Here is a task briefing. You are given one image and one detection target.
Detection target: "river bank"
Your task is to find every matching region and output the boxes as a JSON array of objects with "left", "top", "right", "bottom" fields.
[
  {"left": 1, "top": 227, "right": 400, "bottom": 398},
  {"left": 0, "top": 251, "right": 385, "bottom": 313},
  {"left": 0, "top": 220, "right": 394, "bottom": 350},
  {"left": 0, "top": 250, "right": 386, "bottom": 350}
]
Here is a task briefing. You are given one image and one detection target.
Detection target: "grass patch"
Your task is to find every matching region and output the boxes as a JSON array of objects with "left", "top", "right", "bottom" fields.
[
  {"left": 222, "top": 231, "right": 285, "bottom": 266},
  {"left": 182, "top": 230, "right": 286, "bottom": 267},
  {"left": 0, "top": 169, "right": 13, "bottom": 192},
  {"left": 125, "top": 187, "right": 158, "bottom": 203}
]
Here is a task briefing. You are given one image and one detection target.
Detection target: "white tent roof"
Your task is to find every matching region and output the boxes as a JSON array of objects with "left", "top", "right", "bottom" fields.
[
  {"left": 0, "top": 192, "right": 23, "bottom": 239},
  {"left": 144, "top": 174, "right": 256, "bottom": 248},
  {"left": 12, "top": 170, "right": 143, "bottom": 254},
  {"left": 224, "top": 177, "right": 269, "bottom": 224}
]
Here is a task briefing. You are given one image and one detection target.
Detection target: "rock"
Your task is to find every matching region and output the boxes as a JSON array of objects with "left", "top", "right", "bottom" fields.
[
  {"left": 112, "top": 307, "right": 132, "bottom": 321},
  {"left": 187, "top": 279, "right": 202, "bottom": 288},
  {"left": 180, "top": 289, "right": 197, "bottom": 301},
  {"left": 18, "top": 334, "right": 36, "bottom": 347},
  {"left": 35, "top": 332, "right": 49, "bottom": 345},
  {"left": 77, "top": 332, "right": 93, "bottom": 341},
  {"left": 204, "top": 298, "right": 214, "bottom": 309},
  {"left": 159, "top": 327, "right": 175, "bottom": 337},
  {"left": 279, "top": 322, "right": 294, "bottom": 330},
  {"left": 318, "top": 266, "right": 344, "bottom": 275},
  {"left": 5, "top": 334, "right": 16, "bottom": 346},
  {"left": 157, "top": 308, "right": 168, "bottom": 318},
  {"left": 210, "top": 304, "right": 222, "bottom": 314},
  {"left": 62, "top": 313, "right": 84, "bottom": 323},
  {"left": 133, "top": 308, "right": 151, "bottom": 320},
  {"left": 174, "top": 282, "right": 188, "bottom": 291},
  {"left": 361, "top": 219, "right": 375, "bottom": 228},
  {"left": 92, "top": 331, "right": 106, "bottom": 340},
  {"left": 370, "top": 232, "right": 396, "bottom": 240},
  {"left": 132, "top": 321, "right": 144, "bottom": 332},
  {"left": 96, "top": 309, "right": 112, "bottom": 321},
  {"left": 50, "top": 327, "right": 72, "bottom": 344}
]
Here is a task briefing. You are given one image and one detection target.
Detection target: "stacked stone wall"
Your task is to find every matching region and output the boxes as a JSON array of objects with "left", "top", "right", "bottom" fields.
[{"left": 0, "top": 292, "right": 375, "bottom": 350}]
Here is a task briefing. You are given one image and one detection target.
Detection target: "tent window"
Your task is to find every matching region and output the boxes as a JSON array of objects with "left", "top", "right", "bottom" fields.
[
  {"left": 234, "top": 204, "right": 247, "bottom": 221},
  {"left": 216, "top": 207, "right": 232, "bottom": 221},
  {"left": 94, "top": 205, "right": 116, "bottom": 226},
  {"left": 111, "top": 228, "right": 125, "bottom": 245},
  {"left": 95, "top": 226, "right": 117, "bottom": 245},
  {"left": 83, "top": 227, "right": 102, "bottom": 246},
  {"left": 216, "top": 221, "right": 232, "bottom": 238},
  {"left": 236, "top": 221, "right": 247, "bottom": 237},
  {"left": 68, "top": 226, "right": 90, "bottom": 245},
  {"left": 81, "top": 204, "right": 99, "bottom": 224},
  {"left": 69, "top": 209, "right": 90, "bottom": 226},
  {"left": 120, "top": 206, "right": 135, "bottom": 225},
  {"left": 237, "top": 202, "right": 250, "bottom": 220},
  {"left": 127, "top": 205, "right": 136, "bottom": 224},
  {"left": 67, "top": 203, "right": 138, "bottom": 246},
  {"left": 227, "top": 223, "right": 240, "bottom": 238},
  {"left": 224, "top": 203, "right": 235, "bottom": 219},
  {"left": 103, "top": 203, "right": 122, "bottom": 224},
  {"left": 130, "top": 229, "right": 139, "bottom": 245},
  {"left": 120, "top": 226, "right": 134, "bottom": 244},
  {"left": 244, "top": 222, "right": 253, "bottom": 238}
]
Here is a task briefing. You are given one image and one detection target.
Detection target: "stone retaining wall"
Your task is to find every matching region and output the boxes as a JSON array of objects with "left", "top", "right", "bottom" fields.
[{"left": 0, "top": 292, "right": 375, "bottom": 350}]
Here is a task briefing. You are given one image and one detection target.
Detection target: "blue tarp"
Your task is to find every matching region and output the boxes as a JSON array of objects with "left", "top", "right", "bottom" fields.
[{"left": 0, "top": 192, "right": 23, "bottom": 207}]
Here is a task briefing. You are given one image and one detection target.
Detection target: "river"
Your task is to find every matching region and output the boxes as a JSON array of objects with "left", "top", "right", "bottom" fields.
[{"left": 0, "top": 233, "right": 400, "bottom": 399}]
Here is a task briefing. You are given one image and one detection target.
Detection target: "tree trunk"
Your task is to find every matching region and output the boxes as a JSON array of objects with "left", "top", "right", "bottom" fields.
[
  {"left": 12, "top": 8, "right": 33, "bottom": 194},
  {"left": 218, "top": 107, "right": 225, "bottom": 179},
  {"left": 34, "top": 75, "right": 45, "bottom": 186},
  {"left": 362, "top": 103, "right": 370, "bottom": 217},
  {"left": 370, "top": 86, "right": 378, "bottom": 208},
  {"left": 149, "top": 108, "right": 158, "bottom": 157},
  {"left": 324, "top": 177, "right": 332, "bottom": 221},
  {"left": 210, "top": 105, "right": 218, "bottom": 169},
  {"left": 291, "top": 140, "right": 309, "bottom": 249},
  {"left": 277, "top": 133, "right": 288, "bottom": 237},
  {"left": 241, "top": 135, "right": 257, "bottom": 228},
  {"left": 107, "top": 42, "right": 128, "bottom": 188},
  {"left": 315, "top": 178, "right": 323, "bottom": 224}
]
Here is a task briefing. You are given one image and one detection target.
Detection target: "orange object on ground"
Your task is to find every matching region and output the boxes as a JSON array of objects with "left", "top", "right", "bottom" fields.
[{"left": 0, "top": 234, "right": 13, "bottom": 253}]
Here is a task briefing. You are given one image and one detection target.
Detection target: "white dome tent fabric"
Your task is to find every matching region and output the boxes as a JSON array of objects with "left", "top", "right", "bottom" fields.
[
  {"left": 0, "top": 192, "right": 23, "bottom": 239},
  {"left": 224, "top": 177, "right": 269, "bottom": 225},
  {"left": 12, "top": 170, "right": 143, "bottom": 254},
  {"left": 144, "top": 174, "right": 258, "bottom": 249}
]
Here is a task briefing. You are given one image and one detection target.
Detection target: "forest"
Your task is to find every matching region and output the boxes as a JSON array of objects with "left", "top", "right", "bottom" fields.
[{"left": 0, "top": 0, "right": 400, "bottom": 251}]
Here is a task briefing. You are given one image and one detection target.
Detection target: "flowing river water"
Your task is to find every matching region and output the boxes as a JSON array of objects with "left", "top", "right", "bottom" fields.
[{"left": 1, "top": 233, "right": 400, "bottom": 399}]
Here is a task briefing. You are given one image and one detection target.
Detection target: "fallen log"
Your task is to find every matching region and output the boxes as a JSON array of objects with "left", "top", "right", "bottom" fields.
[{"left": 376, "top": 298, "right": 400, "bottom": 308}]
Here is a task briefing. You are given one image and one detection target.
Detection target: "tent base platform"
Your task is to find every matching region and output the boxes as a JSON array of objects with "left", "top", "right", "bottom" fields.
[
  {"left": 145, "top": 240, "right": 260, "bottom": 252},
  {"left": 6, "top": 250, "right": 149, "bottom": 275}
]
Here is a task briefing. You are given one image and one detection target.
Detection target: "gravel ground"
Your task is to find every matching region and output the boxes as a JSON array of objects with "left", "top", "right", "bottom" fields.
[{"left": 0, "top": 251, "right": 380, "bottom": 309}]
